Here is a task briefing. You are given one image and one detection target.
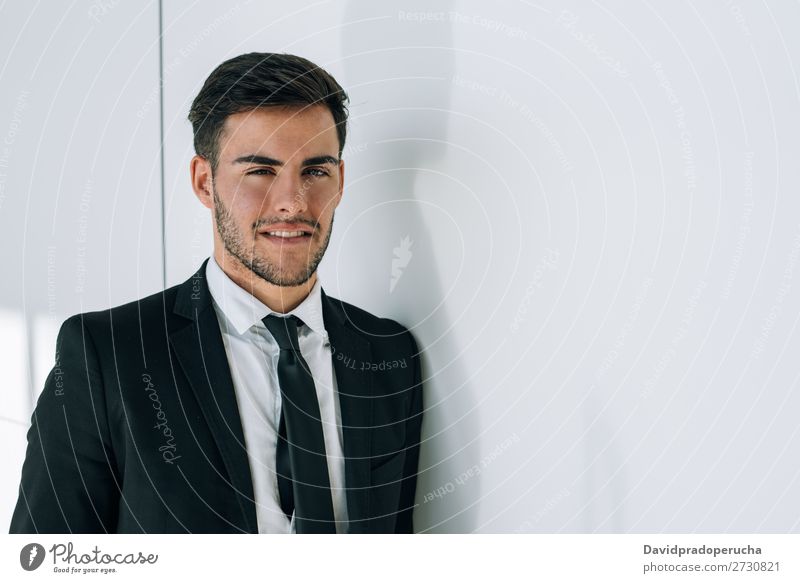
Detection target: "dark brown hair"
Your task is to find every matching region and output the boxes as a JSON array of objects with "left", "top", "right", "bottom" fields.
[{"left": 188, "top": 52, "right": 350, "bottom": 172}]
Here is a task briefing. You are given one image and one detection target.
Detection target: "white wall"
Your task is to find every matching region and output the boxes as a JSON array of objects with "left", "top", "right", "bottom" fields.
[
  {"left": 4, "top": 0, "right": 800, "bottom": 533},
  {"left": 0, "top": 0, "right": 162, "bottom": 530}
]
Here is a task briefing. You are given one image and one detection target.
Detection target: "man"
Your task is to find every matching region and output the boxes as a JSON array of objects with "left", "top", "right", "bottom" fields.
[{"left": 9, "top": 52, "right": 424, "bottom": 534}]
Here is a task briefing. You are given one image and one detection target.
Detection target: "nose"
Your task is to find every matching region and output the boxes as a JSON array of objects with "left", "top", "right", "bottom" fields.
[{"left": 267, "top": 170, "right": 309, "bottom": 215}]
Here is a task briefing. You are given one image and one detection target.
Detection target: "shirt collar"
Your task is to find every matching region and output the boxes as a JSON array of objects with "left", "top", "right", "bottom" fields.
[{"left": 205, "top": 254, "right": 328, "bottom": 340}]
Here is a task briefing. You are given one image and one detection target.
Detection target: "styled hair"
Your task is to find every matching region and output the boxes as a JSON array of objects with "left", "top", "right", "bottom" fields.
[{"left": 188, "top": 52, "right": 350, "bottom": 172}]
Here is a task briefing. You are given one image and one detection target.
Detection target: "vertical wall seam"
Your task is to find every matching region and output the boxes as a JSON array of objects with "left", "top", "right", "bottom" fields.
[{"left": 158, "top": 0, "right": 166, "bottom": 288}]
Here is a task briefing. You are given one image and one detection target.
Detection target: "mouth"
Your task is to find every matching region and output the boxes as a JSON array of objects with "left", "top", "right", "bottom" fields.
[{"left": 259, "top": 230, "right": 313, "bottom": 245}]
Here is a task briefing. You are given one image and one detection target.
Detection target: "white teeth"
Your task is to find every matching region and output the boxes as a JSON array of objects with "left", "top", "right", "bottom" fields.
[{"left": 266, "top": 231, "right": 306, "bottom": 238}]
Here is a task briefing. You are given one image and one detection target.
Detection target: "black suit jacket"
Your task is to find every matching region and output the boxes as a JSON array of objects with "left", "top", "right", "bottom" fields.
[{"left": 9, "top": 258, "right": 423, "bottom": 533}]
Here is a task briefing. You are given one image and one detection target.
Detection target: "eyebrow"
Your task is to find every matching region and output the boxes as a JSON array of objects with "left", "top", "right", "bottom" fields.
[{"left": 232, "top": 154, "right": 339, "bottom": 167}]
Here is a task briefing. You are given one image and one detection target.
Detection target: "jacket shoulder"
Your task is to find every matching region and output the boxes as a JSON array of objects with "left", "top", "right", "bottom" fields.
[
  {"left": 327, "top": 295, "right": 403, "bottom": 331},
  {"left": 326, "top": 295, "right": 419, "bottom": 352},
  {"left": 64, "top": 280, "right": 184, "bottom": 331}
]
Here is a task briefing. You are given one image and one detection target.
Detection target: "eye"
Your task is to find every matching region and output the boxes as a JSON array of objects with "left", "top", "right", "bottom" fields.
[
  {"left": 304, "top": 168, "right": 329, "bottom": 177},
  {"left": 246, "top": 168, "right": 275, "bottom": 176}
]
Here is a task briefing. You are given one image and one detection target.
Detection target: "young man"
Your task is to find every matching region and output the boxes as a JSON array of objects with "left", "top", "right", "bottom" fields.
[{"left": 10, "top": 52, "right": 424, "bottom": 534}]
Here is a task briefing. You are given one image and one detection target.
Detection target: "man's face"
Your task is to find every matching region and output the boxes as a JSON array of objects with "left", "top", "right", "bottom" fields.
[{"left": 205, "top": 104, "right": 344, "bottom": 287}]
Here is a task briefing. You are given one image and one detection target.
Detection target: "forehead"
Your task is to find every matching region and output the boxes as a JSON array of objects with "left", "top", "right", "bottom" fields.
[{"left": 219, "top": 104, "right": 338, "bottom": 159}]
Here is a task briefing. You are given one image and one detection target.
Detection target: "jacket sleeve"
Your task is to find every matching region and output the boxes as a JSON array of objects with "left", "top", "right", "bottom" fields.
[
  {"left": 9, "top": 314, "right": 120, "bottom": 533},
  {"left": 394, "top": 331, "right": 424, "bottom": 534}
]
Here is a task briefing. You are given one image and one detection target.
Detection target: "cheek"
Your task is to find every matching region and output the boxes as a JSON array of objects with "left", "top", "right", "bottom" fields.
[
  {"left": 311, "top": 208, "right": 335, "bottom": 231},
  {"left": 225, "top": 187, "right": 270, "bottom": 216},
  {"left": 310, "top": 190, "right": 340, "bottom": 216},
  {"left": 233, "top": 179, "right": 266, "bottom": 198}
]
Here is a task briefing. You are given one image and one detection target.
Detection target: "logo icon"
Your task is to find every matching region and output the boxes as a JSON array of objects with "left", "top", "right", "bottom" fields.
[
  {"left": 20, "top": 543, "right": 46, "bottom": 571},
  {"left": 390, "top": 235, "right": 413, "bottom": 293}
]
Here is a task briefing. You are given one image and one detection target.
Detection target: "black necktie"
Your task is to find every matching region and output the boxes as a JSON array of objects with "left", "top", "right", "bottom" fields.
[{"left": 263, "top": 314, "right": 337, "bottom": 534}]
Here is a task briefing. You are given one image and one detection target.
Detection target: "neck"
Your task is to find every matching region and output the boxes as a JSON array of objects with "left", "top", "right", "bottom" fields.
[{"left": 213, "top": 248, "right": 316, "bottom": 314}]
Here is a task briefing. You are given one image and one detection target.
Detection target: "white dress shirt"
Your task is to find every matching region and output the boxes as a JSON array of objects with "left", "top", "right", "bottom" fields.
[{"left": 205, "top": 255, "right": 348, "bottom": 533}]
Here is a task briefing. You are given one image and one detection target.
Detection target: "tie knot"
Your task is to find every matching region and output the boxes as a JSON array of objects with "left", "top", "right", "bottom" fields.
[{"left": 263, "top": 314, "right": 303, "bottom": 351}]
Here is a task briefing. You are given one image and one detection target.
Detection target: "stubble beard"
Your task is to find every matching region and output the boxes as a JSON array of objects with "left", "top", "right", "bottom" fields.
[{"left": 211, "top": 182, "right": 333, "bottom": 287}]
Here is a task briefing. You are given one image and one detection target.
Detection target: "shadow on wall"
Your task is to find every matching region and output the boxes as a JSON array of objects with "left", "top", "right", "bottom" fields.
[{"left": 340, "top": 0, "right": 482, "bottom": 533}]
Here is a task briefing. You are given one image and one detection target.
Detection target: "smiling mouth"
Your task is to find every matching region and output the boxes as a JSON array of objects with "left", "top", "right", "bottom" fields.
[
  {"left": 264, "top": 230, "right": 309, "bottom": 238},
  {"left": 260, "top": 231, "right": 312, "bottom": 243}
]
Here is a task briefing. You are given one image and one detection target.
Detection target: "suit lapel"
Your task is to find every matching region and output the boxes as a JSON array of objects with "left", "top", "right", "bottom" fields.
[
  {"left": 168, "top": 258, "right": 258, "bottom": 533},
  {"left": 167, "top": 259, "right": 375, "bottom": 534},
  {"left": 321, "top": 288, "right": 374, "bottom": 533}
]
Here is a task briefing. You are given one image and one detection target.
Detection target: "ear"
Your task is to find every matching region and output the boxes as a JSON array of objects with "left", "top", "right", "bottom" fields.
[{"left": 190, "top": 155, "right": 214, "bottom": 209}]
